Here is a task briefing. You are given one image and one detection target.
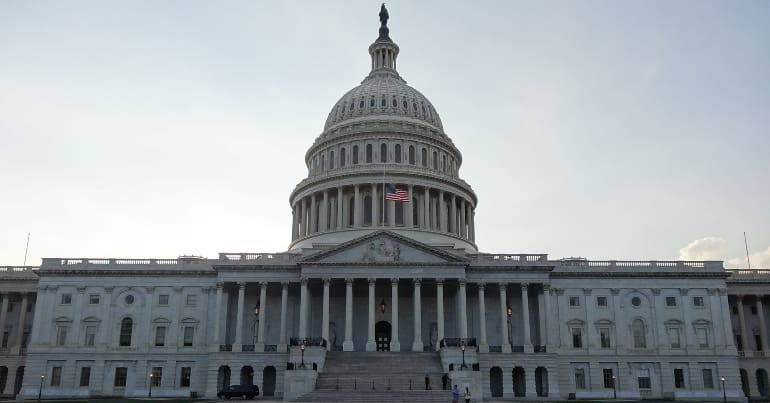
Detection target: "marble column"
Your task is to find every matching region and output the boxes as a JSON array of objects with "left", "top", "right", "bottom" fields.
[
  {"left": 390, "top": 278, "right": 400, "bottom": 351},
  {"left": 450, "top": 195, "right": 457, "bottom": 234},
  {"left": 478, "top": 283, "right": 489, "bottom": 352},
  {"left": 423, "top": 188, "right": 430, "bottom": 229},
  {"left": 354, "top": 185, "right": 361, "bottom": 227},
  {"left": 521, "top": 283, "right": 533, "bottom": 352},
  {"left": 412, "top": 279, "right": 423, "bottom": 352},
  {"left": 436, "top": 279, "right": 445, "bottom": 351},
  {"left": 371, "top": 183, "right": 378, "bottom": 226},
  {"left": 543, "top": 285, "right": 552, "bottom": 348},
  {"left": 12, "top": 293, "right": 28, "bottom": 354},
  {"left": 69, "top": 287, "right": 85, "bottom": 347},
  {"left": 321, "top": 190, "right": 329, "bottom": 232},
  {"left": 0, "top": 293, "right": 8, "bottom": 348},
  {"left": 278, "top": 282, "right": 288, "bottom": 352},
  {"left": 439, "top": 190, "right": 447, "bottom": 232},
  {"left": 299, "top": 279, "right": 309, "bottom": 339},
  {"left": 500, "top": 284, "right": 511, "bottom": 353},
  {"left": 322, "top": 278, "right": 330, "bottom": 350},
  {"left": 458, "top": 280, "right": 468, "bottom": 339},
  {"left": 469, "top": 207, "right": 475, "bottom": 241},
  {"left": 388, "top": 187, "right": 396, "bottom": 227},
  {"left": 291, "top": 205, "right": 298, "bottom": 240},
  {"left": 233, "top": 282, "right": 245, "bottom": 351},
  {"left": 256, "top": 282, "right": 267, "bottom": 351},
  {"left": 343, "top": 278, "right": 354, "bottom": 351},
  {"left": 407, "top": 185, "right": 414, "bottom": 227},
  {"left": 310, "top": 194, "right": 317, "bottom": 234},
  {"left": 757, "top": 297, "right": 769, "bottom": 352},
  {"left": 300, "top": 198, "right": 307, "bottom": 236},
  {"left": 719, "top": 289, "right": 736, "bottom": 349},
  {"left": 337, "top": 187, "right": 344, "bottom": 229},
  {"left": 737, "top": 295, "right": 750, "bottom": 354},
  {"left": 366, "top": 279, "right": 376, "bottom": 351}
]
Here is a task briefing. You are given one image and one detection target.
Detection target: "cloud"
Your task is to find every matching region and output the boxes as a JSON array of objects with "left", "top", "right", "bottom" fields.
[
  {"left": 727, "top": 246, "right": 770, "bottom": 269},
  {"left": 678, "top": 237, "right": 727, "bottom": 261}
]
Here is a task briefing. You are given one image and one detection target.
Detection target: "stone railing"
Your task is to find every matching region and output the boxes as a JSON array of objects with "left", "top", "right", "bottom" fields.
[
  {"left": 39, "top": 257, "right": 209, "bottom": 270},
  {"left": 726, "top": 269, "right": 770, "bottom": 281},
  {"left": 474, "top": 254, "right": 548, "bottom": 263},
  {"left": 556, "top": 259, "right": 723, "bottom": 272},
  {"left": 0, "top": 266, "right": 38, "bottom": 277},
  {"left": 218, "top": 253, "right": 299, "bottom": 262}
]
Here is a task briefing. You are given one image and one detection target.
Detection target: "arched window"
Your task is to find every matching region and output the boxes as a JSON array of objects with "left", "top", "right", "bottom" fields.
[
  {"left": 632, "top": 319, "right": 646, "bottom": 348},
  {"left": 359, "top": 98, "right": 364, "bottom": 109},
  {"left": 408, "top": 146, "right": 415, "bottom": 165},
  {"left": 402, "top": 98, "right": 408, "bottom": 109},
  {"left": 442, "top": 155, "right": 446, "bottom": 173},
  {"left": 381, "top": 96, "right": 386, "bottom": 107},
  {"left": 380, "top": 144, "right": 387, "bottom": 163},
  {"left": 369, "top": 97, "right": 375, "bottom": 108},
  {"left": 340, "top": 148, "right": 346, "bottom": 167},
  {"left": 119, "top": 318, "right": 133, "bottom": 346},
  {"left": 329, "top": 151, "right": 335, "bottom": 169},
  {"left": 421, "top": 148, "right": 427, "bottom": 167},
  {"left": 312, "top": 156, "right": 318, "bottom": 173},
  {"left": 432, "top": 151, "right": 438, "bottom": 170},
  {"left": 363, "top": 195, "right": 372, "bottom": 226},
  {"left": 394, "top": 144, "right": 402, "bottom": 163},
  {"left": 366, "top": 144, "right": 373, "bottom": 163},
  {"left": 391, "top": 96, "right": 397, "bottom": 107},
  {"left": 321, "top": 155, "right": 325, "bottom": 172},
  {"left": 352, "top": 145, "right": 359, "bottom": 165}
]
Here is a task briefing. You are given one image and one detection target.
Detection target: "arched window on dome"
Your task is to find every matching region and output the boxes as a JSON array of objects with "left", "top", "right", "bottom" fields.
[
  {"left": 320, "top": 155, "right": 325, "bottom": 172},
  {"left": 412, "top": 100, "right": 418, "bottom": 111},
  {"left": 352, "top": 145, "right": 359, "bottom": 165},
  {"left": 394, "top": 144, "right": 401, "bottom": 163},
  {"left": 329, "top": 151, "right": 335, "bottom": 170},
  {"left": 421, "top": 104, "right": 426, "bottom": 117},
  {"left": 366, "top": 144, "right": 373, "bottom": 163},
  {"left": 363, "top": 195, "right": 372, "bottom": 226},
  {"left": 421, "top": 148, "right": 427, "bottom": 167},
  {"left": 370, "top": 97, "right": 375, "bottom": 108},
  {"left": 380, "top": 144, "right": 387, "bottom": 163},
  {"left": 392, "top": 96, "right": 397, "bottom": 108},
  {"left": 402, "top": 97, "right": 408, "bottom": 110},
  {"left": 313, "top": 156, "right": 318, "bottom": 174},
  {"left": 359, "top": 98, "right": 365, "bottom": 109},
  {"left": 340, "top": 148, "right": 346, "bottom": 167},
  {"left": 350, "top": 100, "right": 355, "bottom": 114},
  {"left": 442, "top": 155, "right": 446, "bottom": 173},
  {"left": 341, "top": 104, "right": 346, "bottom": 114},
  {"left": 381, "top": 96, "right": 386, "bottom": 107},
  {"left": 119, "top": 317, "right": 133, "bottom": 347},
  {"left": 432, "top": 151, "right": 438, "bottom": 170},
  {"left": 408, "top": 146, "right": 415, "bottom": 165}
]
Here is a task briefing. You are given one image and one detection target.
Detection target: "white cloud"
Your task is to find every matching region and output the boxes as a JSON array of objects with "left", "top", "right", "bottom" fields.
[
  {"left": 727, "top": 246, "right": 770, "bottom": 269},
  {"left": 678, "top": 237, "right": 727, "bottom": 261}
]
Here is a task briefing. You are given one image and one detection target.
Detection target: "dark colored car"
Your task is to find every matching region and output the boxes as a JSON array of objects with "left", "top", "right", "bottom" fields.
[{"left": 217, "top": 384, "right": 260, "bottom": 399}]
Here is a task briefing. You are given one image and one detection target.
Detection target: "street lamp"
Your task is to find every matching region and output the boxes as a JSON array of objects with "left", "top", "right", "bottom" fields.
[
  {"left": 38, "top": 375, "right": 44, "bottom": 401},
  {"left": 149, "top": 373, "right": 153, "bottom": 398},
  {"left": 380, "top": 299, "right": 387, "bottom": 314},
  {"left": 254, "top": 303, "right": 260, "bottom": 317},
  {"left": 460, "top": 341, "right": 467, "bottom": 370},
  {"left": 612, "top": 375, "right": 617, "bottom": 399},
  {"left": 300, "top": 343, "right": 306, "bottom": 368},
  {"left": 721, "top": 376, "right": 726, "bottom": 403},
  {"left": 506, "top": 305, "right": 513, "bottom": 348}
]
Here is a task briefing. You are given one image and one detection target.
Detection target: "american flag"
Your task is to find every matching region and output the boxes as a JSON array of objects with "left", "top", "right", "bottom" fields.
[{"left": 385, "top": 187, "right": 409, "bottom": 202}]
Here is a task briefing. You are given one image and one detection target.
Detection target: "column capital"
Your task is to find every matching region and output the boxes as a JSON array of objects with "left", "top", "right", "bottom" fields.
[
  {"left": 259, "top": 281, "right": 268, "bottom": 287},
  {"left": 521, "top": 282, "right": 529, "bottom": 290},
  {"left": 368, "top": 278, "right": 376, "bottom": 285},
  {"left": 543, "top": 284, "right": 551, "bottom": 292},
  {"left": 735, "top": 294, "right": 745, "bottom": 300},
  {"left": 345, "top": 277, "right": 354, "bottom": 285},
  {"left": 216, "top": 282, "right": 224, "bottom": 289},
  {"left": 707, "top": 288, "right": 718, "bottom": 296},
  {"left": 610, "top": 288, "right": 620, "bottom": 296},
  {"left": 76, "top": 286, "right": 87, "bottom": 293},
  {"left": 144, "top": 286, "right": 154, "bottom": 293},
  {"left": 435, "top": 278, "right": 444, "bottom": 285},
  {"left": 174, "top": 285, "right": 184, "bottom": 292},
  {"left": 477, "top": 282, "right": 485, "bottom": 290},
  {"left": 391, "top": 277, "right": 400, "bottom": 285},
  {"left": 281, "top": 281, "right": 290, "bottom": 288},
  {"left": 651, "top": 288, "right": 661, "bottom": 296},
  {"left": 458, "top": 279, "right": 467, "bottom": 287},
  {"left": 499, "top": 283, "right": 508, "bottom": 292},
  {"left": 237, "top": 282, "right": 246, "bottom": 289},
  {"left": 679, "top": 287, "right": 690, "bottom": 296},
  {"left": 413, "top": 278, "right": 422, "bottom": 286},
  {"left": 323, "top": 278, "right": 331, "bottom": 286},
  {"left": 300, "top": 278, "right": 309, "bottom": 286}
]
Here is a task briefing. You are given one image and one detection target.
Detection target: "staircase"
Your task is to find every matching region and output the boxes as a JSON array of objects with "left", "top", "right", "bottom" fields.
[{"left": 293, "top": 351, "right": 449, "bottom": 402}]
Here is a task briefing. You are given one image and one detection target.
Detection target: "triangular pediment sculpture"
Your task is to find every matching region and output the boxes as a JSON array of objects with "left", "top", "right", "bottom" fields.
[{"left": 301, "top": 230, "right": 467, "bottom": 264}]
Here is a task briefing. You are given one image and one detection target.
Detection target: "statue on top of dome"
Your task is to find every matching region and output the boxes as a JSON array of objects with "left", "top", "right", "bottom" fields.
[{"left": 378, "top": 4, "right": 391, "bottom": 41}]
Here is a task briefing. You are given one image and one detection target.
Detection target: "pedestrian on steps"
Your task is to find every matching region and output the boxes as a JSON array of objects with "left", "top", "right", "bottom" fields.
[
  {"left": 451, "top": 384, "right": 460, "bottom": 403},
  {"left": 425, "top": 374, "right": 431, "bottom": 390},
  {"left": 464, "top": 387, "right": 471, "bottom": 403}
]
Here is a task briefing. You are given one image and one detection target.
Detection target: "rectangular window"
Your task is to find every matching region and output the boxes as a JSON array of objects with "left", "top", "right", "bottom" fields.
[
  {"left": 597, "top": 296, "right": 608, "bottom": 307},
  {"left": 600, "top": 328, "right": 611, "bottom": 348},
  {"left": 185, "top": 295, "right": 197, "bottom": 306},
  {"left": 693, "top": 296, "right": 705, "bottom": 307},
  {"left": 80, "top": 367, "right": 91, "bottom": 387},
  {"left": 158, "top": 295, "right": 169, "bottom": 306},
  {"left": 638, "top": 376, "right": 651, "bottom": 389},
  {"left": 756, "top": 335, "right": 763, "bottom": 351},
  {"left": 84, "top": 326, "right": 96, "bottom": 347},
  {"left": 695, "top": 328, "right": 709, "bottom": 348},
  {"left": 183, "top": 326, "right": 194, "bottom": 347},
  {"left": 668, "top": 328, "right": 681, "bottom": 349},
  {"left": 666, "top": 296, "right": 677, "bottom": 307},
  {"left": 1, "top": 331, "right": 8, "bottom": 348},
  {"left": 737, "top": 335, "right": 744, "bottom": 351},
  {"left": 155, "top": 326, "right": 166, "bottom": 347},
  {"left": 89, "top": 294, "right": 100, "bottom": 304},
  {"left": 572, "top": 328, "right": 583, "bottom": 348},
  {"left": 674, "top": 368, "right": 685, "bottom": 389},
  {"left": 574, "top": 369, "right": 586, "bottom": 390},
  {"left": 61, "top": 294, "right": 72, "bottom": 305},
  {"left": 56, "top": 326, "right": 68, "bottom": 346},
  {"left": 180, "top": 367, "right": 192, "bottom": 387},
  {"left": 603, "top": 368, "right": 614, "bottom": 388},
  {"left": 702, "top": 369, "right": 714, "bottom": 389},
  {"left": 151, "top": 367, "right": 162, "bottom": 387},
  {"left": 569, "top": 296, "right": 580, "bottom": 307},
  {"left": 51, "top": 367, "right": 62, "bottom": 386},
  {"left": 114, "top": 367, "right": 127, "bottom": 387}
]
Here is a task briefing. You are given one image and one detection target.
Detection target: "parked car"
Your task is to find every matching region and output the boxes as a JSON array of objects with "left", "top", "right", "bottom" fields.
[{"left": 217, "top": 384, "right": 260, "bottom": 399}]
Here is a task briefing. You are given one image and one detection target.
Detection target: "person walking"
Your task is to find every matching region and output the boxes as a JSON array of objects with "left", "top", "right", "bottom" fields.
[
  {"left": 464, "top": 386, "right": 471, "bottom": 403},
  {"left": 451, "top": 384, "right": 460, "bottom": 403},
  {"left": 425, "top": 374, "right": 431, "bottom": 390}
]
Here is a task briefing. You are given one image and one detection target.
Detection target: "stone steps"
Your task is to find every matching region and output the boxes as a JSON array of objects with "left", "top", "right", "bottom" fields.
[{"left": 293, "top": 390, "right": 452, "bottom": 402}]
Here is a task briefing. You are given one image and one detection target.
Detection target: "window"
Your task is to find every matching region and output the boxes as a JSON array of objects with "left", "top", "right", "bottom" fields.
[
  {"left": 666, "top": 296, "right": 677, "bottom": 307},
  {"left": 632, "top": 319, "right": 646, "bottom": 348},
  {"left": 597, "top": 296, "right": 608, "bottom": 307},
  {"left": 180, "top": 367, "right": 192, "bottom": 387},
  {"left": 394, "top": 144, "right": 401, "bottom": 163},
  {"left": 155, "top": 326, "right": 166, "bottom": 347},
  {"left": 369, "top": 97, "right": 375, "bottom": 107},
  {"left": 151, "top": 367, "right": 162, "bottom": 387},
  {"left": 114, "top": 367, "right": 128, "bottom": 387},
  {"left": 80, "top": 367, "right": 91, "bottom": 387},
  {"left": 574, "top": 369, "right": 586, "bottom": 390},
  {"left": 51, "top": 367, "right": 62, "bottom": 386},
  {"left": 340, "top": 147, "right": 346, "bottom": 167},
  {"left": 84, "top": 326, "right": 96, "bottom": 347},
  {"left": 668, "top": 327, "right": 681, "bottom": 349},
  {"left": 736, "top": 335, "right": 744, "bottom": 351},
  {"left": 329, "top": 151, "right": 335, "bottom": 169},
  {"left": 432, "top": 151, "right": 438, "bottom": 169},
  {"left": 702, "top": 369, "right": 714, "bottom": 389},
  {"left": 756, "top": 335, "right": 763, "bottom": 351},
  {"left": 366, "top": 144, "right": 373, "bottom": 163},
  {"left": 186, "top": 295, "right": 197, "bottom": 306},
  {"left": 695, "top": 327, "right": 709, "bottom": 348},
  {"left": 56, "top": 325, "right": 68, "bottom": 346},
  {"left": 352, "top": 145, "right": 359, "bottom": 164},
  {"left": 391, "top": 96, "right": 397, "bottom": 108},
  {"left": 119, "top": 318, "right": 133, "bottom": 346},
  {"left": 421, "top": 148, "right": 427, "bottom": 167},
  {"left": 600, "top": 328, "right": 611, "bottom": 348},
  {"left": 569, "top": 296, "right": 580, "bottom": 307},
  {"left": 693, "top": 296, "right": 705, "bottom": 307},
  {"left": 124, "top": 295, "right": 134, "bottom": 305},
  {"left": 158, "top": 295, "right": 169, "bottom": 306},
  {"left": 631, "top": 297, "right": 642, "bottom": 307},
  {"left": 603, "top": 369, "right": 614, "bottom": 388},
  {"left": 572, "top": 328, "right": 583, "bottom": 348},
  {"left": 320, "top": 154, "right": 325, "bottom": 171},
  {"left": 380, "top": 143, "right": 387, "bottom": 163},
  {"left": 359, "top": 98, "right": 364, "bottom": 109},
  {"left": 183, "top": 326, "right": 194, "bottom": 347},
  {"left": 1, "top": 331, "right": 8, "bottom": 348},
  {"left": 638, "top": 373, "right": 651, "bottom": 389},
  {"left": 408, "top": 146, "right": 415, "bottom": 165},
  {"left": 380, "top": 96, "right": 386, "bottom": 107},
  {"left": 89, "top": 294, "right": 100, "bottom": 304},
  {"left": 442, "top": 155, "right": 446, "bottom": 172},
  {"left": 61, "top": 294, "right": 72, "bottom": 305},
  {"left": 674, "top": 368, "right": 685, "bottom": 389}
]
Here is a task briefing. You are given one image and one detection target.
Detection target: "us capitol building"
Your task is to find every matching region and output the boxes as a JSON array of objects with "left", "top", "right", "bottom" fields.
[{"left": 2, "top": 6, "right": 769, "bottom": 402}]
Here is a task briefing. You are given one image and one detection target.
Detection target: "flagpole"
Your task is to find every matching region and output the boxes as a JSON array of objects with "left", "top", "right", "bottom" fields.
[
  {"left": 744, "top": 232, "right": 752, "bottom": 270},
  {"left": 23, "top": 232, "right": 31, "bottom": 266},
  {"left": 381, "top": 168, "right": 386, "bottom": 226}
]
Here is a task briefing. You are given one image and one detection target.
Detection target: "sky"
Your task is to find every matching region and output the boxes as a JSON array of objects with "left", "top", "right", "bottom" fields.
[{"left": 1, "top": 1, "right": 768, "bottom": 268}]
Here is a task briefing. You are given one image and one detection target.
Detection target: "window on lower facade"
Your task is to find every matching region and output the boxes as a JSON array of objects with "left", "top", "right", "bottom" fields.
[
  {"left": 89, "top": 294, "right": 100, "bottom": 304},
  {"left": 51, "top": 367, "right": 62, "bottom": 387},
  {"left": 114, "top": 367, "right": 128, "bottom": 387},
  {"left": 632, "top": 319, "right": 646, "bottom": 348},
  {"left": 597, "top": 296, "right": 608, "bottom": 307},
  {"left": 736, "top": 335, "right": 743, "bottom": 351},
  {"left": 79, "top": 367, "right": 91, "bottom": 387},
  {"left": 702, "top": 369, "right": 714, "bottom": 389},
  {"left": 84, "top": 326, "right": 96, "bottom": 347},
  {"left": 180, "top": 367, "right": 192, "bottom": 387},
  {"left": 183, "top": 326, "right": 194, "bottom": 347},
  {"left": 158, "top": 295, "right": 169, "bottom": 306},
  {"left": 572, "top": 328, "right": 583, "bottom": 348},
  {"left": 756, "top": 335, "right": 763, "bottom": 351},
  {"left": 638, "top": 375, "right": 651, "bottom": 389},
  {"left": 674, "top": 368, "right": 685, "bottom": 389},
  {"left": 574, "top": 369, "right": 586, "bottom": 390},
  {"left": 55, "top": 326, "right": 68, "bottom": 346},
  {"left": 155, "top": 326, "right": 166, "bottom": 347},
  {"left": 1, "top": 331, "right": 8, "bottom": 348},
  {"left": 695, "top": 327, "right": 709, "bottom": 348},
  {"left": 667, "top": 327, "right": 681, "bottom": 348},
  {"left": 603, "top": 369, "right": 614, "bottom": 388},
  {"left": 600, "top": 328, "right": 611, "bottom": 348},
  {"left": 665, "top": 296, "right": 677, "bottom": 307},
  {"left": 151, "top": 367, "right": 162, "bottom": 387},
  {"left": 569, "top": 296, "right": 580, "bottom": 307},
  {"left": 119, "top": 318, "right": 133, "bottom": 346},
  {"left": 693, "top": 296, "right": 705, "bottom": 307}
]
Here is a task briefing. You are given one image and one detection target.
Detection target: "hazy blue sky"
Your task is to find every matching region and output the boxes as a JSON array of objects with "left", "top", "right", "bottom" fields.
[{"left": 1, "top": 1, "right": 768, "bottom": 268}]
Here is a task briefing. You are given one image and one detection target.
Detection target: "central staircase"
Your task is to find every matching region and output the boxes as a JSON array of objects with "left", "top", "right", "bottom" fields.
[{"left": 293, "top": 351, "right": 449, "bottom": 402}]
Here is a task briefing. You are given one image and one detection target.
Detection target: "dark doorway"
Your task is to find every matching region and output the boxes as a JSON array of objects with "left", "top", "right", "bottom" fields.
[
  {"left": 740, "top": 369, "right": 750, "bottom": 397},
  {"left": 0, "top": 366, "right": 7, "bottom": 395},
  {"left": 758, "top": 369, "right": 769, "bottom": 397},
  {"left": 241, "top": 366, "right": 254, "bottom": 386},
  {"left": 14, "top": 366, "right": 24, "bottom": 395},
  {"left": 512, "top": 367, "right": 526, "bottom": 397},
  {"left": 263, "top": 366, "right": 276, "bottom": 397},
  {"left": 535, "top": 367, "right": 548, "bottom": 397},
  {"left": 490, "top": 367, "right": 503, "bottom": 397},
  {"left": 217, "top": 366, "right": 231, "bottom": 390},
  {"left": 375, "top": 321, "right": 392, "bottom": 351}
]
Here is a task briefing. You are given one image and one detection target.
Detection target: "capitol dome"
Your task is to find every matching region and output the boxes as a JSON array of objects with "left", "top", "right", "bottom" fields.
[{"left": 288, "top": 5, "right": 478, "bottom": 252}]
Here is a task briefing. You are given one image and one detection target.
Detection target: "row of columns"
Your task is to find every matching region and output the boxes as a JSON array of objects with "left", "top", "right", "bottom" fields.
[
  {"left": 291, "top": 185, "right": 476, "bottom": 241},
  {"left": 0, "top": 292, "right": 31, "bottom": 355},
  {"left": 215, "top": 279, "right": 538, "bottom": 353},
  {"left": 734, "top": 295, "right": 769, "bottom": 355}
]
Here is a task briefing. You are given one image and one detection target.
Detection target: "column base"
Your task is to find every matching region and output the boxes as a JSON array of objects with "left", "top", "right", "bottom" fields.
[
  {"left": 390, "top": 341, "right": 401, "bottom": 352},
  {"left": 343, "top": 340, "right": 355, "bottom": 351},
  {"left": 478, "top": 343, "right": 489, "bottom": 353},
  {"left": 524, "top": 344, "right": 533, "bottom": 353},
  {"left": 255, "top": 343, "right": 265, "bottom": 352},
  {"left": 277, "top": 343, "right": 288, "bottom": 353},
  {"left": 366, "top": 341, "right": 376, "bottom": 351},
  {"left": 412, "top": 341, "right": 424, "bottom": 352},
  {"left": 502, "top": 344, "right": 512, "bottom": 353},
  {"left": 232, "top": 343, "right": 243, "bottom": 352}
]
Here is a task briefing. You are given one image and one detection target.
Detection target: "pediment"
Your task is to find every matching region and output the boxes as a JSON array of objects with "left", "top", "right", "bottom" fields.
[{"left": 301, "top": 230, "right": 467, "bottom": 264}]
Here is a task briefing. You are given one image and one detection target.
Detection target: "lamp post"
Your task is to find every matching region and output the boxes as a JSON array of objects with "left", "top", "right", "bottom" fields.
[
  {"left": 721, "top": 376, "right": 726, "bottom": 403},
  {"left": 380, "top": 299, "right": 387, "bottom": 314},
  {"left": 149, "top": 373, "right": 153, "bottom": 398},
  {"left": 300, "top": 343, "right": 306, "bottom": 368},
  {"left": 506, "top": 305, "right": 513, "bottom": 348},
  {"left": 612, "top": 375, "right": 617, "bottom": 399},
  {"left": 460, "top": 341, "right": 467, "bottom": 370},
  {"left": 254, "top": 304, "right": 260, "bottom": 345},
  {"left": 38, "top": 375, "right": 44, "bottom": 402}
]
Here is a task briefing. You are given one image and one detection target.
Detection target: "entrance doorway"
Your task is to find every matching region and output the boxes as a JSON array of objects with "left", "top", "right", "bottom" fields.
[
  {"left": 263, "top": 366, "right": 276, "bottom": 397},
  {"left": 375, "top": 321, "right": 391, "bottom": 351}
]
